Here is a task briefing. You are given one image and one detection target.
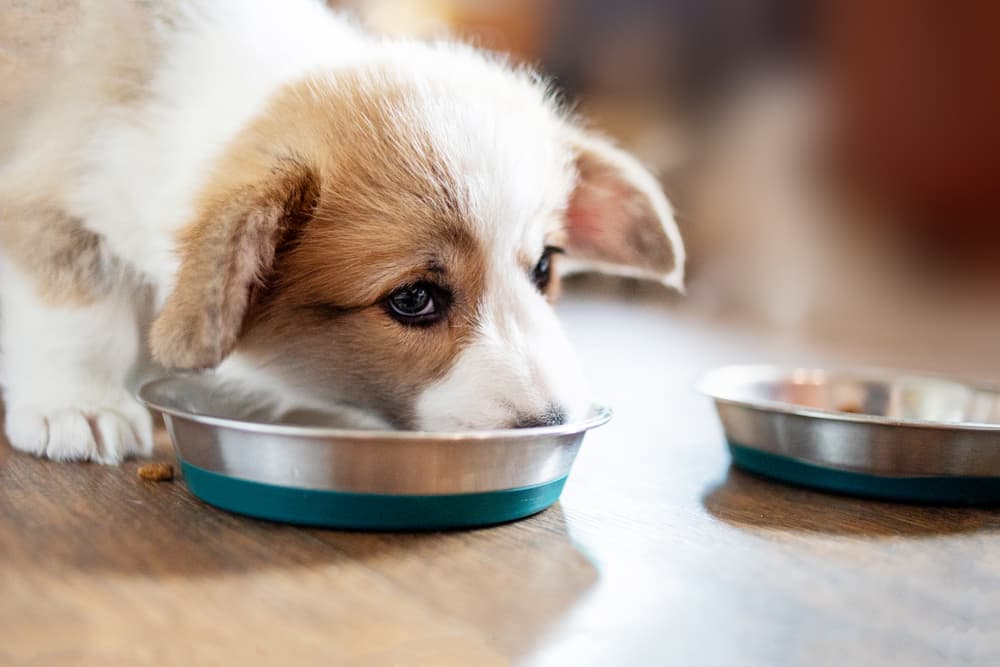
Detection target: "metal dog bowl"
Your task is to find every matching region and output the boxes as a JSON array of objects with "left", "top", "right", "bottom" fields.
[
  {"left": 700, "top": 364, "right": 1000, "bottom": 504},
  {"left": 139, "top": 376, "right": 611, "bottom": 529}
]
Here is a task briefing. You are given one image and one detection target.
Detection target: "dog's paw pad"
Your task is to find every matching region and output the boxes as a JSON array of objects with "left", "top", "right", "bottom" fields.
[{"left": 5, "top": 397, "right": 153, "bottom": 464}]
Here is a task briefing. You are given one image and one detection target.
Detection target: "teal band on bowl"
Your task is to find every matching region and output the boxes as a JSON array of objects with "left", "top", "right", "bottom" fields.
[
  {"left": 180, "top": 460, "right": 567, "bottom": 530},
  {"left": 728, "top": 442, "right": 1000, "bottom": 505}
]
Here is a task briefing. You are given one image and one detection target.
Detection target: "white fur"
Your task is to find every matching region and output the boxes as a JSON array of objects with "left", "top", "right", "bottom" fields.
[{"left": 416, "top": 272, "right": 591, "bottom": 430}]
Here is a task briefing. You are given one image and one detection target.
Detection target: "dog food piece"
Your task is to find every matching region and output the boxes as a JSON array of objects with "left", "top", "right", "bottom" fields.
[
  {"left": 837, "top": 402, "right": 864, "bottom": 414},
  {"left": 137, "top": 462, "right": 175, "bottom": 481}
]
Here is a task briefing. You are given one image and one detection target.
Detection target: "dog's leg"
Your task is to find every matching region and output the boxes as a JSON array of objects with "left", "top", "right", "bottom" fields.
[{"left": 0, "top": 213, "right": 152, "bottom": 463}]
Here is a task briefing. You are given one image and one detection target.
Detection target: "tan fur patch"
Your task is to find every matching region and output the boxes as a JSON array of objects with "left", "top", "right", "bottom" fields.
[
  {"left": 0, "top": 209, "right": 117, "bottom": 305},
  {"left": 153, "top": 68, "right": 492, "bottom": 424}
]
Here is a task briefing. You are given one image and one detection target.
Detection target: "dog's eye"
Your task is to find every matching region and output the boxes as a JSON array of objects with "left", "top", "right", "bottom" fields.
[
  {"left": 386, "top": 282, "right": 444, "bottom": 325},
  {"left": 532, "top": 246, "right": 563, "bottom": 292}
]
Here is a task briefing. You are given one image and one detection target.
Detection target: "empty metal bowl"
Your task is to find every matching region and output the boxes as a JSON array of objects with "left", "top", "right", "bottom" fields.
[
  {"left": 139, "top": 375, "right": 611, "bottom": 529},
  {"left": 700, "top": 364, "right": 1000, "bottom": 504}
]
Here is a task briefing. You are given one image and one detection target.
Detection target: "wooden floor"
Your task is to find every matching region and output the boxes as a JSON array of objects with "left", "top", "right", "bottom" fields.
[{"left": 2, "top": 282, "right": 999, "bottom": 666}]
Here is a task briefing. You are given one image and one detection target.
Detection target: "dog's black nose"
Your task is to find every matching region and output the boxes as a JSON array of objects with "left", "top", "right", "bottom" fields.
[{"left": 513, "top": 406, "right": 568, "bottom": 429}]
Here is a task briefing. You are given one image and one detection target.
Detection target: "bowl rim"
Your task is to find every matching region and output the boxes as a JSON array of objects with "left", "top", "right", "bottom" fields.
[
  {"left": 698, "top": 363, "right": 1000, "bottom": 432},
  {"left": 138, "top": 376, "right": 613, "bottom": 441}
]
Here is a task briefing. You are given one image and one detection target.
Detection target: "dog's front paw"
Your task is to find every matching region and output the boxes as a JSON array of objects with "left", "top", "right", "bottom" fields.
[{"left": 5, "top": 394, "right": 153, "bottom": 464}]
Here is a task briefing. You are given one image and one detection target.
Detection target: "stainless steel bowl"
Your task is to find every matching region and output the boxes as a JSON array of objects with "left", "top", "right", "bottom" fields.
[
  {"left": 139, "top": 376, "right": 611, "bottom": 529},
  {"left": 699, "top": 364, "right": 1000, "bottom": 504}
]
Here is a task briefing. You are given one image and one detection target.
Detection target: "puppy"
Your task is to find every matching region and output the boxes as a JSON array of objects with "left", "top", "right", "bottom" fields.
[{"left": 0, "top": 0, "right": 683, "bottom": 463}]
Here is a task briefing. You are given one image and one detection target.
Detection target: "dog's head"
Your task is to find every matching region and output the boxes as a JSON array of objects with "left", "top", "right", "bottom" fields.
[{"left": 150, "top": 44, "right": 683, "bottom": 430}]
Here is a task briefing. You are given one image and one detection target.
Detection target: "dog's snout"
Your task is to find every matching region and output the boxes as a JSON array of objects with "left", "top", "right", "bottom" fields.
[{"left": 513, "top": 406, "right": 568, "bottom": 429}]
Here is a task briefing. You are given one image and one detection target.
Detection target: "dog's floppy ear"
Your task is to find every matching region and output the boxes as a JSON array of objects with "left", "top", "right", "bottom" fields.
[
  {"left": 561, "top": 129, "right": 685, "bottom": 288},
  {"left": 150, "top": 163, "right": 319, "bottom": 370}
]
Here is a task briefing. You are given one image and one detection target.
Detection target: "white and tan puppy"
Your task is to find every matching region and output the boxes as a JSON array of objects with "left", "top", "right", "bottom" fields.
[{"left": 0, "top": 0, "right": 683, "bottom": 463}]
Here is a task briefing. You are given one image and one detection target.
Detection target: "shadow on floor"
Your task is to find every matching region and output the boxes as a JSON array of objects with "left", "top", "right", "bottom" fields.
[
  {"left": 701, "top": 465, "right": 1000, "bottom": 537},
  {"left": 2, "top": 438, "right": 598, "bottom": 661}
]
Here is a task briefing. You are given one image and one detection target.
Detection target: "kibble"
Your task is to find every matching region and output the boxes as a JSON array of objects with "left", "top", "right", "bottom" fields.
[{"left": 137, "top": 462, "right": 175, "bottom": 481}]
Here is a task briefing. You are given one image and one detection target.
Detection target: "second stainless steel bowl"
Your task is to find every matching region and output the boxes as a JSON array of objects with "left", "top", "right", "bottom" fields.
[{"left": 700, "top": 364, "right": 1000, "bottom": 504}]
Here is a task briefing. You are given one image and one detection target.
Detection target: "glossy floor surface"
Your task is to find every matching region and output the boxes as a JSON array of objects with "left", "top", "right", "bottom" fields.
[{"left": 3, "top": 281, "right": 998, "bottom": 666}]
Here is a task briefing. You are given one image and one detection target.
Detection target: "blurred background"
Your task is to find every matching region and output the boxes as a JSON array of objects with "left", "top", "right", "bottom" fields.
[
  {"left": 4, "top": 0, "right": 1000, "bottom": 371},
  {"left": 330, "top": 0, "right": 1000, "bottom": 373}
]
